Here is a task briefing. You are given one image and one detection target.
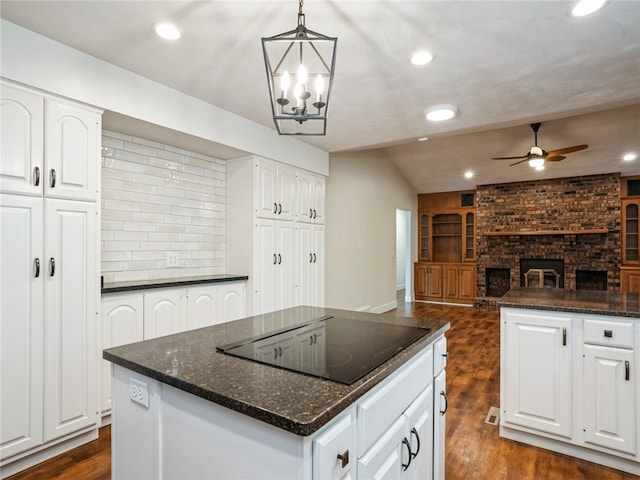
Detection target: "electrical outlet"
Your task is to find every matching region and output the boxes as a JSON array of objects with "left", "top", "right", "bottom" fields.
[
  {"left": 166, "top": 251, "right": 179, "bottom": 267},
  {"left": 129, "top": 378, "right": 149, "bottom": 408}
]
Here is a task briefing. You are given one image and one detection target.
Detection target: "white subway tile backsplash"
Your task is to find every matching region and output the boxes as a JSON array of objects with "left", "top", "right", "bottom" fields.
[{"left": 102, "top": 130, "right": 226, "bottom": 283}]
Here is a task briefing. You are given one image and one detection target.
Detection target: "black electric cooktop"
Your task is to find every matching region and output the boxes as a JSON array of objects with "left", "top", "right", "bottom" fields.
[{"left": 216, "top": 315, "right": 430, "bottom": 385}]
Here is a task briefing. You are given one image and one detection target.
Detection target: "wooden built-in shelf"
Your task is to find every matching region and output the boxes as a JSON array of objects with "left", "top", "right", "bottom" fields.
[{"left": 483, "top": 228, "right": 609, "bottom": 237}]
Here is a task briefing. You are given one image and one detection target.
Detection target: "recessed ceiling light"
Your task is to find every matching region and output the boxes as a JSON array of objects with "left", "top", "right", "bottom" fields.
[
  {"left": 464, "top": 171, "right": 474, "bottom": 179},
  {"left": 571, "top": 0, "right": 606, "bottom": 17},
  {"left": 418, "top": 137, "right": 429, "bottom": 142},
  {"left": 623, "top": 152, "right": 638, "bottom": 162},
  {"left": 410, "top": 51, "right": 434, "bottom": 66},
  {"left": 153, "top": 22, "right": 182, "bottom": 40},
  {"left": 424, "top": 104, "right": 458, "bottom": 122}
]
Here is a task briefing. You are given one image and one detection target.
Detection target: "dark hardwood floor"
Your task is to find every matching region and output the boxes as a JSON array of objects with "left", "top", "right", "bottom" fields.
[{"left": 7, "top": 299, "right": 638, "bottom": 480}]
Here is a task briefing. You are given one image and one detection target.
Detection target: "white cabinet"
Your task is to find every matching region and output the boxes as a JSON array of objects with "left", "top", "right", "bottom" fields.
[
  {"left": 227, "top": 155, "right": 326, "bottom": 316},
  {"left": 254, "top": 218, "right": 295, "bottom": 314},
  {"left": 255, "top": 157, "right": 296, "bottom": 221},
  {"left": 583, "top": 318, "right": 636, "bottom": 456},
  {"left": 0, "top": 195, "right": 44, "bottom": 459},
  {"left": 297, "top": 170, "right": 325, "bottom": 224},
  {"left": 110, "top": 333, "right": 446, "bottom": 479},
  {"left": 296, "top": 223, "right": 325, "bottom": 307},
  {"left": 100, "top": 293, "right": 144, "bottom": 413},
  {"left": 0, "top": 82, "right": 44, "bottom": 196},
  {"left": 144, "top": 289, "right": 184, "bottom": 339},
  {"left": 502, "top": 309, "right": 573, "bottom": 438},
  {"left": 100, "top": 282, "right": 246, "bottom": 417},
  {"left": 500, "top": 307, "right": 640, "bottom": 476},
  {"left": 0, "top": 196, "right": 98, "bottom": 461},
  {"left": 433, "top": 336, "right": 447, "bottom": 480},
  {"left": 1, "top": 80, "right": 100, "bottom": 201}
]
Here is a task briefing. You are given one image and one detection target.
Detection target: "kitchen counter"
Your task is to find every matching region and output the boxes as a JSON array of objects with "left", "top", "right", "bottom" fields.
[
  {"left": 103, "top": 305, "right": 449, "bottom": 436},
  {"left": 101, "top": 273, "right": 248, "bottom": 294},
  {"left": 498, "top": 287, "right": 640, "bottom": 318}
]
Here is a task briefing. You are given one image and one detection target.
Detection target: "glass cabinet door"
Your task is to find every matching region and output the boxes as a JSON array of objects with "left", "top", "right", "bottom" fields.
[
  {"left": 624, "top": 201, "right": 639, "bottom": 264},
  {"left": 465, "top": 212, "right": 475, "bottom": 261},
  {"left": 419, "top": 213, "right": 430, "bottom": 261}
]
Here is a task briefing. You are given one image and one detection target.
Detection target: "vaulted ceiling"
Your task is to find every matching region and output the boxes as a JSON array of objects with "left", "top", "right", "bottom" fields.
[{"left": 2, "top": 1, "right": 639, "bottom": 192}]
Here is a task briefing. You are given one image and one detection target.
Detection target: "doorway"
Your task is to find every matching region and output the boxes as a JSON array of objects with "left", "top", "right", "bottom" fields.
[{"left": 396, "top": 209, "right": 412, "bottom": 303}]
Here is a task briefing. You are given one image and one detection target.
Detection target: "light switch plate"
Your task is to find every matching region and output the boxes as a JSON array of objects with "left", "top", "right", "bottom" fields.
[{"left": 129, "top": 378, "right": 149, "bottom": 408}]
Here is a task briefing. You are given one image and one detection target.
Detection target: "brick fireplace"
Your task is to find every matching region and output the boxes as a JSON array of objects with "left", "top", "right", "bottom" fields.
[{"left": 475, "top": 173, "right": 621, "bottom": 305}]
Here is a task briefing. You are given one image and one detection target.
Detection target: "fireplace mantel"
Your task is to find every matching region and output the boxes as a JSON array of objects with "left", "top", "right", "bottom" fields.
[{"left": 484, "top": 228, "right": 608, "bottom": 236}]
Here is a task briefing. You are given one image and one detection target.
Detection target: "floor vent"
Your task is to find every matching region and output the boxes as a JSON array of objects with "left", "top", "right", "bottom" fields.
[{"left": 485, "top": 406, "right": 500, "bottom": 426}]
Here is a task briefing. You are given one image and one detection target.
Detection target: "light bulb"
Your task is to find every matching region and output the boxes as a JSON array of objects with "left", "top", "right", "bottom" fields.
[
  {"left": 280, "top": 71, "right": 291, "bottom": 93},
  {"left": 528, "top": 157, "right": 545, "bottom": 168},
  {"left": 297, "top": 64, "right": 308, "bottom": 86},
  {"left": 314, "top": 75, "right": 324, "bottom": 102}
]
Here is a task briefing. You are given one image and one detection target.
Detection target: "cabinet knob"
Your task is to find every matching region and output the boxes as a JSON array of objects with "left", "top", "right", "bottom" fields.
[
  {"left": 336, "top": 449, "right": 349, "bottom": 468},
  {"left": 604, "top": 329, "right": 613, "bottom": 338}
]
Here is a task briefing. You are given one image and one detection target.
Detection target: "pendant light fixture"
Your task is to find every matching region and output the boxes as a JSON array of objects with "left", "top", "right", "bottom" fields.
[{"left": 262, "top": 0, "right": 337, "bottom": 135}]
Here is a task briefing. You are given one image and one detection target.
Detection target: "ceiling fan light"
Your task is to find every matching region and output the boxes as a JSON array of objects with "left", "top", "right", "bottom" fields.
[
  {"left": 528, "top": 157, "right": 545, "bottom": 168},
  {"left": 410, "top": 51, "right": 434, "bottom": 66},
  {"left": 153, "top": 22, "right": 182, "bottom": 40},
  {"left": 530, "top": 146, "right": 543, "bottom": 156},
  {"left": 424, "top": 104, "right": 458, "bottom": 122}
]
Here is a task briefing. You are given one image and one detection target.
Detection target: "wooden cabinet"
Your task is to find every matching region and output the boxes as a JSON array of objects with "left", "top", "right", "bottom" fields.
[
  {"left": 500, "top": 307, "right": 640, "bottom": 475},
  {"left": 621, "top": 267, "right": 640, "bottom": 293},
  {"left": 415, "top": 191, "right": 476, "bottom": 304},
  {"left": 621, "top": 181, "right": 640, "bottom": 292}
]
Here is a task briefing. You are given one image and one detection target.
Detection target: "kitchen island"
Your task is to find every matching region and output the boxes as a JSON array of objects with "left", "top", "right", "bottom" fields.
[
  {"left": 104, "top": 306, "right": 449, "bottom": 479},
  {"left": 498, "top": 288, "right": 640, "bottom": 476}
]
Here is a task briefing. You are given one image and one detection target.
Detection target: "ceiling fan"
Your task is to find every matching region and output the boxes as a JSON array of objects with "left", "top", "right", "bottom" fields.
[{"left": 492, "top": 122, "right": 588, "bottom": 169}]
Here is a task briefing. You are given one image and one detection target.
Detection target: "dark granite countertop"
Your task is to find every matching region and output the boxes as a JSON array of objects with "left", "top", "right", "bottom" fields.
[
  {"left": 103, "top": 306, "right": 449, "bottom": 436},
  {"left": 101, "top": 274, "right": 248, "bottom": 294},
  {"left": 498, "top": 287, "right": 640, "bottom": 318}
]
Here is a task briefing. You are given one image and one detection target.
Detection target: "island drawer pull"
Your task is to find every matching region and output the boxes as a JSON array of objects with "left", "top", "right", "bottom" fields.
[
  {"left": 604, "top": 329, "right": 613, "bottom": 338},
  {"left": 337, "top": 449, "right": 349, "bottom": 468},
  {"left": 440, "top": 390, "right": 448, "bottom": 416},
  {"left": 401, "top": 437, "right": 412, "bottom": 471},
  {"left": 625, "top": 361, "right": 630, "bottom": 382}
]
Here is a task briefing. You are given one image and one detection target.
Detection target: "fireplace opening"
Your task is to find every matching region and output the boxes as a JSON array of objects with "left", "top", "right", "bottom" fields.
[
  {"left": 576, "top": 270, "right": 607, "bottom": 290},
  {"left": 520, "top": 259, "right": 564, "bottom": 288},
  {"left": 486, "top": 268, "right": 510, "bottom": 297}
]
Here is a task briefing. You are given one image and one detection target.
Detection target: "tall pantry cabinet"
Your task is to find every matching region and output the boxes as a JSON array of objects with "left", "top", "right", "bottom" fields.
[
  {"left": 227, "top": 156, "right": 325, "bottom": 316},
  {"left": 0, "top": 80, "right": 102, "bottom": 475}
]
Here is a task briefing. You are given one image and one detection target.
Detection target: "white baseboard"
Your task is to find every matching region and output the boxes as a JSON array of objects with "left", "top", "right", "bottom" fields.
[{"left": 372, "top": 300, "right": 398, "bottom": 314}]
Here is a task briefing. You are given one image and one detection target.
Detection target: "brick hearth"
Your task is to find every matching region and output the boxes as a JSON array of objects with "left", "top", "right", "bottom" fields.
[{"left": 475, "top": 173, "right": 621, "bottom": 303}]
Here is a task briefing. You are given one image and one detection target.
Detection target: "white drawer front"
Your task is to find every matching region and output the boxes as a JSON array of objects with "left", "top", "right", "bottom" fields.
[
  {"left": 356, "top": 348, "right": 432, "bottom": 457},
  {"left": 434, "top": 335, "right": 447, "bottom": 374},
  {"left": 584, "top": 319, "right": 634, "bottom": 349}
]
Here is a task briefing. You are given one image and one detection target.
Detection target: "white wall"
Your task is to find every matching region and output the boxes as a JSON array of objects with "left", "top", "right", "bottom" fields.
[
  {"left": 325, "top": 150, "right": 417, "bottom": 313},
  {"left": 0, "top": 19, "right": 328, "bottom": 176}
]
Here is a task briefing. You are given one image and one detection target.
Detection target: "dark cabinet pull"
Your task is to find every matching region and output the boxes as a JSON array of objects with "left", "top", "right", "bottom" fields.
[
  {"left": 440, "top": 390, "right": 448, "bottom": 416},
  {"left": 401, "top": 437, "right": 412, "bottom": 471},
  {"left": 336, "top": 449, "right": 349, "bottom": 468},
  {"left": 278, "top": 254, "right": 282, "bottom": 264},
  {"left": 273, "top": 347, "right": 278, "bottom": 358},
  {"left": 34, "top": 258, "right": 40, "bottom": 277},
  {"left": 562, "top": 327, "right": 567, "bottom": 346},
  {"left": 604, "top": 330, "right": 613, "bottom": 338},
  {"left": 273, "top": 254, "right": 277, "bottom": 265},
  {"left": 34, "top": 167, "right": 40, "bottom": 186},
  {"left": 50, "top": 169, "right": 56, "bottom": 188},
  {"left": 309, "top": 208, "right": 313, "bottom": 218},
  {"left": 625, "top": 361, "right": 630, "bottom": 382},
  {"left": 278, "top": 203, "right": 282, "bottom": 214},
  {"left": 313, "top": 253, "right": 317, "bottom": 262},
  {"left": 313, "top": 209, "right": 317, "bottom": 219},
  {"left": 310, "top": 253, "right": 313, "bottom": 263},
  {"left": 49, "top": 257, "right": 55, "bottom": 277},
  {"left": 410, "top": 427, "right": 421, "bottom": 458},
  {"left": 273, "top": 203, "right": 278, "bottom": 214}
]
